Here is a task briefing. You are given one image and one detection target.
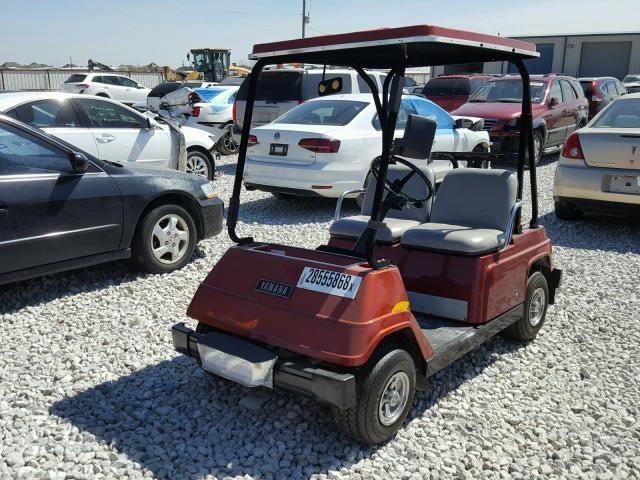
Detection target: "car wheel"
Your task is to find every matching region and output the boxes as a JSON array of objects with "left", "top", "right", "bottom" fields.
[
  {"left": 554, "top": 200, "right": 583, "bottom": 220},
  {"left": 471, "top": 144, "right": 490, "bottom": 168},
  {"left": 217, "top": 124, "right": 239, "bottom": 155},
  {"left": 333, "top": 349, "right": 416, "bottom": 445},
  {"left": 186, "top": 148, "right": 214, "bottom": 180},
  {"left": 530, "top": 130, "right": 544, "bottom": 166},
  {"left": 133, "top": 204, "right": 197, "bottom": 274},
  {"left": 502, "top": 272, "right": 549, "bottom": 341}
]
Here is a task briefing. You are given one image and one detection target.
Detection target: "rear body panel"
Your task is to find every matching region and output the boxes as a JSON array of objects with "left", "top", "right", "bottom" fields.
[{"left": 187, "top": 244, "right": 433, "bottom": 367}]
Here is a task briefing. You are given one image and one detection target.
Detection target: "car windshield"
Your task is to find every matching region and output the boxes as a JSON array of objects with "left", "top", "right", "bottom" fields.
[
  {"left": 623, "top": 75, "right": 640, "bottom": 83},
  {"left": 194, "top": 87, "right": 229, "bottom": 102},
  {"left": 64, "top": 74, "right": 86, "bottom": 83},
  {"left": 273, "top": 100, "right": 368, "bottom": 126},
  {"left": 591, "top": 99, "right": 640, "bottom": 128},
  {"left": 469, "top": 79, "right": 547, "bottom": 103},
  {"left": 423, "top": 78, "right": 470, "bottom": 96}
]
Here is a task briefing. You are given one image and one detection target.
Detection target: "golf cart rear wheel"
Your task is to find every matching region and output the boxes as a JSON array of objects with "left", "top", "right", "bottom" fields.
[
  {"left": 333, "top": 349, "right": 415, "bottom": 445},
  {"left": 503, "top": 271, "right": 549, "bottom": 341}
]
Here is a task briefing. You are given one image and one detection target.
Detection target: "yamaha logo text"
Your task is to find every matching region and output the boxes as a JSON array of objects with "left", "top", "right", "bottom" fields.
[{"left": 256, "top": 279, "right": 293, "bottom": 298}]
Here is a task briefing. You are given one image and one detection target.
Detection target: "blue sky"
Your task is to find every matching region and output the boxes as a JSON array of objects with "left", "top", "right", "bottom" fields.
[{"left": 2, "top": 0, "right": 639, "bottom": 67}]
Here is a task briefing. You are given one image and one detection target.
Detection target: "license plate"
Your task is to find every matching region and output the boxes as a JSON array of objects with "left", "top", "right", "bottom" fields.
[
  {"left": 270, "top": 144, "right": 288, "bottom": 156},
  {"left": 297, "top": 267, "right": 362, "bottom": 299},
  {"left": 610, "top": 175, "right": 640, "bottom": 194}
]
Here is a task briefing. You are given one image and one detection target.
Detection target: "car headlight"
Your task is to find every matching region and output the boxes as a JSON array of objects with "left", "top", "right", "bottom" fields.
[
  {"left": 200, "top": 182, "right": 218, "bottom": 199},
  {"left": 505, "top": 117, "right": 520, "bottom": 128}
]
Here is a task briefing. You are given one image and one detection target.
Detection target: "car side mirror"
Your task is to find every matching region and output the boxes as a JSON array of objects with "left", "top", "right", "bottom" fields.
[
  {"left": 144, "top": 117, "right": 155, "bottom": 130},
  {"left": 69, "top": 152, "right": 89, "bottom": 173},
  {"left": 454, "top": 118, "right": 473, "bottom": 129},
  {"left": 136, "top": 83, "right": 144, "bottom": 89},
  {"left": 549, "top": 97, "right": 560, "bottom": 107}
]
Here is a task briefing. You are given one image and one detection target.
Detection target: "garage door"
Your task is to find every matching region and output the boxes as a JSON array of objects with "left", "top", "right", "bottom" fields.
[{"left": 579, "top": 42, "right": 632, "bottom": 80}]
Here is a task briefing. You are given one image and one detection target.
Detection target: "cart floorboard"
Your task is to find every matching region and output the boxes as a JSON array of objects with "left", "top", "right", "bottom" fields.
[{"left": 414, "top": 304, "right": 523, "bottom": 377}]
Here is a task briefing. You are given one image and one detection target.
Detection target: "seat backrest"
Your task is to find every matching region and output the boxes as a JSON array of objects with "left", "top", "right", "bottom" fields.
[
  {"left": 430, "top": 169, "right": 517, "bottom": 231},
  {"left": 360, "top": 164, "right": 434, "bottom": 223}
]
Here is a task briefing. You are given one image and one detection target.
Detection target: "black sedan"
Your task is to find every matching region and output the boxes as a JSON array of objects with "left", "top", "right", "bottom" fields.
[{"left": 0, "top": 114, "right": 224, "bottom": 286}]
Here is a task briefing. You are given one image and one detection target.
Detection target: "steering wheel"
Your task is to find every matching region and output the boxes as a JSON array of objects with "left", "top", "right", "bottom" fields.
[{"left": 369, "top": 156, "right": 434, "bottom": 208}]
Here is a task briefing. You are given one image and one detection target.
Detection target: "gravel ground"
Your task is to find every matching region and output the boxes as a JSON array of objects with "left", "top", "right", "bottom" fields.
[{"left": 1, "top": 154, "right": 639, "bottom": 480}]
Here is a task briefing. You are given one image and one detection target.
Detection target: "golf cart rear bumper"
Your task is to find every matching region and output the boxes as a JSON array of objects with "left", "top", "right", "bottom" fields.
[{"left": 172, "top": 323, "right": 357, "bottom": 409}]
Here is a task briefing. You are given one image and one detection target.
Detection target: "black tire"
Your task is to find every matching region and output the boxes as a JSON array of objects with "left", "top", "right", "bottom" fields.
[
  {"left": 554, "top": 201, "right": 583, "bottom": 220},
  {"left": 503, "top": 272, "right": 549, "bottom": 341},
  {"left": 186, "top": 148, "right": 215, "bottom": 180},
  {"left": 471, "top": 143, "right": 490, "bottom": 168},
  {"left": 528, "top": 130, "right": 544, "bottom": 167},
  {"left": 272, "top": 192, "right": 295, "bottom": 200},
  {"left": 132, "top": 204, "right": 197, "bottom": 274},
  {"left": 333, "top": 349, "right": 416, "bottom": 445},
  {"left": 217, "top": 124, "right": 239, "bottom": 155}
]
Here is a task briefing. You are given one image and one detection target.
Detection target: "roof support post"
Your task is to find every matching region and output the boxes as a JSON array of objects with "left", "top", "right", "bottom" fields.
[
  {"left": 512, "top": 58, "right": 539, "bottom": 230},
  {"left": 227, "top": 60, "right": 265, "bottom": 244}
]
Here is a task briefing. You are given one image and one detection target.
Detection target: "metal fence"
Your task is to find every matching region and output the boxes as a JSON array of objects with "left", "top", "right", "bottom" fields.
[{"left": 0, "top": 69, "right": 165, "bottom": 91}]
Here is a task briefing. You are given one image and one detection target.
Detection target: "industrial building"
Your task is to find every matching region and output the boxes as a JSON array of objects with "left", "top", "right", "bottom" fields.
[{"left": 432, "top": 32, "right": 640, "bottom": 80}]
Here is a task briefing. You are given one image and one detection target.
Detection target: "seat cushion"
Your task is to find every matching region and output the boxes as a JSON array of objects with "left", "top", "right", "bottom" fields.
[
  {"left": 330, "top": 215, "right": 421, "bottom": 243},
  {"left": 401, "top": 223, "right": 505, "bottom": 255}
]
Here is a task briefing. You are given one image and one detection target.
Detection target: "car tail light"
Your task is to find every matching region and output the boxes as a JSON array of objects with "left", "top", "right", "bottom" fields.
[
  {"left": 298, "top": 138, "right": 341, "bottom": 153},
  {"left": 77, "top": 83, "right": 90, "bottom": 88},
  {"left": 591, "top": 81, "right": 603, "bottom": 102},
  {"left": 247, "top": 134, "right": 259, "bottom": 147},
  {"left": 561, "top": 132, "right": 584, "bottom": 160},
  {"left": 191, "top": 106, "right": 201, "bottom": 117},
  {"left": 232, "top": 99, "right": 237, "bottom": 124},
  {"left": 298, "top": 100, "right": 304, "bottom": 105}
]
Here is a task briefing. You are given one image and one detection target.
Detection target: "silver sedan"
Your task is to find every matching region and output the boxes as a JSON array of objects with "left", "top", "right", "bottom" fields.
[{"left": 553, "top": 93, "right": 640, "bottom": 219}]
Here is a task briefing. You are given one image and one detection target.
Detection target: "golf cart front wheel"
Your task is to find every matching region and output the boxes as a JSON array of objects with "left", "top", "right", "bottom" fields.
[
  {"left": 503, "top": 271, "right": 549, "bottom": 341},
  {"left": 333, "top": 349, "right": 416, "bottom": 445}
]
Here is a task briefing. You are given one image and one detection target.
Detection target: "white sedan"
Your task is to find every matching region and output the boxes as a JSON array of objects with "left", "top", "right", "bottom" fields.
[
  {"left": 0, "top": 92, "right": 218, "bottom": 179},
  {"left": 186, "top": 86, "right": 239, "bottom": 155},
  {"left": 553, "top": 93, "right": 640, "bottom": 219},
  {"left": 243, "top": 94, "right": 490, "bottom": 199}
]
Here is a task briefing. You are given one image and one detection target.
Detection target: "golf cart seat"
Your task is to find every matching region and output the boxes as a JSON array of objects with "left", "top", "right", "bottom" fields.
[
  {"left": 401, "top": 169, "right": 519, "bottom": 255},
  {"left": 330, "top": 164, "right": 435, "bottom": 243}
]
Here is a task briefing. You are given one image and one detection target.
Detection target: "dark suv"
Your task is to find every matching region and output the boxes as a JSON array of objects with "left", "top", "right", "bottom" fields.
[
  {"left": 422, "top": 74, "right": 494, "bottom": 112},
  {"left": 452, "top": 74, "right": 588, "bottom": 164},
  {"left": 579, "top": 77, "right": 628, "bottom": 119}
]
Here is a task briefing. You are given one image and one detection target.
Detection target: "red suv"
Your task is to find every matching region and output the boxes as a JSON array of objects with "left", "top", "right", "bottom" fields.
[
  {"left": 452, "top": 74, "right": 589, "bottom": 164},
  {"left": 421, "top": 74, "right": 494, "bottom": 112}
]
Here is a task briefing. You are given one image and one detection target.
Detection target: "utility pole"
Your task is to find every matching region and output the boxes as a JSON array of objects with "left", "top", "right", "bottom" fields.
[{"left": 302, "top": 0, "right": 309, "bottom": 38}]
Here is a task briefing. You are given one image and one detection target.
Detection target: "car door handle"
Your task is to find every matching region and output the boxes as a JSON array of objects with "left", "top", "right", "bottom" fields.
[{"left": 96, "top": 134, "right": 116, "bottom": 144}]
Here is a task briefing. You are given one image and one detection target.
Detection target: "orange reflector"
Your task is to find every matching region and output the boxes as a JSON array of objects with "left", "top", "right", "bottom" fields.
[{"left": 391, "top": 301, "right": 410, "bottom": 313}]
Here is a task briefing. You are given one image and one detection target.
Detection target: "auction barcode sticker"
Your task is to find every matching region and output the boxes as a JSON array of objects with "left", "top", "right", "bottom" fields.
[{"left": 297, "top": 267, "right": 362, "bottom": 299}]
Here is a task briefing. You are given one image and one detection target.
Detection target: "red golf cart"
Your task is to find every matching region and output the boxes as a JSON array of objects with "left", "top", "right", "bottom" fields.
[{"left": 172, "top": 25, "right": 562, "bottom": 445}]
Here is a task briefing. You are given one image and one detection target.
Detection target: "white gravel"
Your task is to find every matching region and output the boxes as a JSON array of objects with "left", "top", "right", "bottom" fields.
[{"left": 1, "top": 154, "right": 639, "bottom": 480}]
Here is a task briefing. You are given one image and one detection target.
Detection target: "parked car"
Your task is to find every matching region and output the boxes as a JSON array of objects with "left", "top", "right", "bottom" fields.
[
  {"left": 0, "top": 92, "right": 218, "bottom": 179},
  {"left": 186, "top": 86, "right": 240, "bottom": 155},
  {"left": 553, "top": 93, "right": 640, "bottom": 219},
  {"left": 60, "top": 73, "right": 151, "bottom": 105},
  {"left": 233, "top": 68, "right": 387, "bottom": 143},
  {"left": 243, "top": 94, "right": 489, "bottom": 199},
  {"left": 579, "top": 77, "right": 627, "bottom": 119},
  {"left": 422, "top": 74, "right": 494, "bottom": 112},
  {"left": 453, "top": 74, "right": 589, "bottom": 165},
  {"left": 622, "top": 74, "right": 640, "bottom": 93},
  {"left": 0, "top": 114, "right": 224, "bottom": 285}
]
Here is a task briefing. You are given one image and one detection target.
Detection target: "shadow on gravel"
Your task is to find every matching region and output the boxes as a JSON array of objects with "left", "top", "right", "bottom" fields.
[
  {"left": 237, "top": 196, "right": 359, "bottom": 226},
  {"left": 50, "top": 337, "right": 525, "bottom": 480},
  {"left": 538, "top": 211, "right": 640, "bottom": 254},
  {"left": 0, "top": 247, "right": 207, "bottom": 315}
]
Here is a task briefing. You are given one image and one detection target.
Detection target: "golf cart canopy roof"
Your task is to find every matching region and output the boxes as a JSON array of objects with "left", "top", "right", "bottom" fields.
[{"left": 250, "top": 24, "right": 539, "bottom": 68}]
